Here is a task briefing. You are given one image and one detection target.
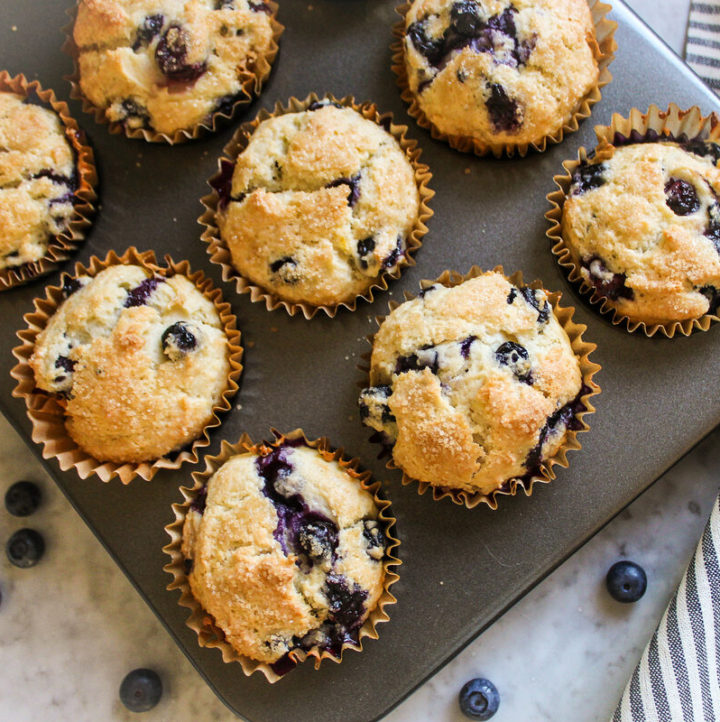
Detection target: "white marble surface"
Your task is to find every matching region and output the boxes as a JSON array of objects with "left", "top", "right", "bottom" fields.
[{"left": 0, "top": 1, "right": 711, "bottom": 721}]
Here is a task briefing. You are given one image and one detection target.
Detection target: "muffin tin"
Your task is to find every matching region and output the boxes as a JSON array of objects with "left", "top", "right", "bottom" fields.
[{"left": 2, "top": 2, "right": 720, "bottom": 721}]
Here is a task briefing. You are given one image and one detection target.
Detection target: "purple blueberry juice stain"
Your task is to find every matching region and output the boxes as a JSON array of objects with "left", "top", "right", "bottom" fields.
[
  {"left": 190, "top": 485, "right": 208, "bottom": 514},
  {"left": 581, "top": 256, "right": 633, "bottom": 302},
  {"left": 155, "top": 25, "right": 207, "bottom": 82},
  {"left": 326, "top": 173, "right": 361, "bottom": 207},
  {"left": 124, "top": 276, "right": 165, "bottom": 307},
  {"left": 665, "top": 178, "right": 700, "bottom": 216}
]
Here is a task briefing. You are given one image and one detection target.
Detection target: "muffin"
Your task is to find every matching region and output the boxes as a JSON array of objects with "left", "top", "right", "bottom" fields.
[
  {"left": 0, "top": 91, "right": 80, "bottom": 271},
  {"left": 71, "top": 0, "right": 280, "bottom": 140},
  {"left": 180, "top": 437, "right": 393, "bottom": 673},
  {"left": 29, "top": 264, "right": 231, "bottom": 464},
  {"left": 399, "top": 0, "right": 606, "bottom": 153},
  {"left": 560, "top": 137, "right": 720, "bottom": 326},
  {"left": 211, "top": 100, "right": 424, "bottom": 312},
  {"left": 359, "top": 270, "right": 588, "bottom": 498}
]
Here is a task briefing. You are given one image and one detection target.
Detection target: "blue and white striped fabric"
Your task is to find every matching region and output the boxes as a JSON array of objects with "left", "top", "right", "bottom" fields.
[
  {"left": 612, "top": 497, "right": 720, "bottom": 721},
  {"left": 687, "top": 1, "right": 720, "bottom": 92}
]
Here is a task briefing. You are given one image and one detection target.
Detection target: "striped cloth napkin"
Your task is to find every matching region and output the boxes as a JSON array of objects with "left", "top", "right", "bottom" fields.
[
  {"left": 612, "top": 497, "right": 720, "bottom": 720},
  {"left": 611, "top": 4, "right": 720, "bottom": 719}
]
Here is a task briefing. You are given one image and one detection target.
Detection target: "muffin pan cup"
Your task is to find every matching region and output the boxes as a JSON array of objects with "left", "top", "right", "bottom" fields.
[
  {"left": 391, "top": 0, "right": 617, "bottom": 158},
  {"left": 10, "top": 247, "right": 244, "bottom": 484},
  {"left": 546, "top": 103, "right": 720, "bottom": 338},
  {"left": 360, "top": 265, "right": 601, "bottom": 510},
  {"left": 61, "top": 2, "right": 284, "bottom": 144},
  {"left": 0, "top": 71, "right": 98, "bottom": 290},
  {"left": 199, "top": 91, "right": 435, "bottom": 319},
  {"left": 162, "top": 427, "right": 401, "bottom": 683}
]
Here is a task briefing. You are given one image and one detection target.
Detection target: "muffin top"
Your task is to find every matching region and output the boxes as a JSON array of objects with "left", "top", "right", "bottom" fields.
[
  {"left": 215, "top": 102, "right": 421, "bottom": 308},
  {"left": 561, "top": 139, "right": 720, "bottom": 325},
  {"left": 402, "top": 0, "right": 600, "bottom": 147},
  {"left": 359, "top": 271, "right": 583, "bottom": 495},
  {"left": 30, "top": 264, "right": 230, "bottom": 464},
  {"left": 181, "top": 440, "right": 388, "bottom": 666},
  {"left": 0, "top": 92, "right": 76, "bottom": 269},
  {"left": 73, "top": 0, "right": 277, "bottom": 136}
]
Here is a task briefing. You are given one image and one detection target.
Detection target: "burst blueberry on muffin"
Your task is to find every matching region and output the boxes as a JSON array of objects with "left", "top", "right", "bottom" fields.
[
  {"left": 359, "top": 271, "right": 585, "bottom": 496},
  {"left": 213, "top": 101, "right": 422, "bottom": 309},
  {"left": 561, "top": 136, "right": 720, "bottom": 325},
  {"left": 72, "top": 0, "right": 278, "bottom": 137},
  {"left": 0, "top": 92, "right": 77, "bottom": 269},
  {"left": 29, "top": 264, "right": 230, "bottom": 464},
  {"left": 181, "top": 439, "right": 389, "bottom": 672},
  {"left": 401, "top": 0, "right": 601, "bottom": 150}
]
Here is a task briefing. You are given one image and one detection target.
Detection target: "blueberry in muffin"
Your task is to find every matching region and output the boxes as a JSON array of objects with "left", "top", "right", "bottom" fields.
[
  {"left": 181, "top": 439, "right": 390, "bottom": 672},
  {"left": 561, "top": 136, "right": 720, "bottom": 325},
  {"left": 359, "top": 271, "right": 585, "bottom": 496},
  {"left": 30, "top": 264, "right": 230, "bottom": 464},
  {"left": 0, "top": 92, "right": 77, "bottom": 269},
  {"left": 214, "top": 102, "right": 422, "bottom": 308},
  {"left": 402, "top": 0, "right": 601, "bottom": 149},
  {"left": 73, "top": 0, "right": 279, "bottom": 137}
]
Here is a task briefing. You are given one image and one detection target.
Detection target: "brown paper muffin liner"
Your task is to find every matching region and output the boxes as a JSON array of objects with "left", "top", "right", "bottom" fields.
[
  {"left": 360, "top": 265, "right": 601, "bottom": 510},
  {"left": 199, "top": 92, "right": 435, "bottom": 319},
  {"left": 391, "top": 0, "right": 617, "bottom": 158},
  {"left": 546, "top": 103, "right": 720, "bottom": 338},
  {"left": 62, "top": 2, "right": 284, "bottom": 144},
  {"left": 0, "top": 71, "right": 98, "bottom": 290},
  {"left": 10, "top": 247, "right": 244, "bottom": 484},
  {"left": 162, "top": 428, "right": 401, "bottom": 683}
]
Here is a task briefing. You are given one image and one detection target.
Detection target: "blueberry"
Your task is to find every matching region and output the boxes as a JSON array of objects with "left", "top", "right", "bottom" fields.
[
  {"left": 571, "top": 162, "right": 607, "bottom": 195},
  {"left": 407, "top": 21, "right": 444, "bottom": 65},
  {"left": 124, "top": 276, "right": 164, "bottom": 307},
  {"left": 248, "top": 0, "right": 272, "bottom": 12},
  {"left": 519, "top": 286, "right": 550, "bottom": 324},
  {"left": 495, "top": 341, "right": 532, "bottom": 384},
  {"left": 395, "top": 346, "right": 439, "bottom": 374},
  {"left": 307, "top": 100, "right": 343, "bottom": 112},
  {"left": 451, "top": 1, "right": 483, "bottom": 36},
  {"left": 324, "top": 574, "right": 367, "bottom": 628},
  {"left": 665, "top": 178, "right": 700, "bottom": 216},
  {"left": 382, "top": 236, "right": 405, "bottom": 269},
  {"left": 459, "top": 678, "right": 500, "bottom": 720},
  {"left": 190, "top": 485, "right": 208, "bottom": 514},
  {"left": 119, "top": 669, "right": 163, "bottom": 713},
  {"left": 357, "top": 237, "right": 376, "bottom": 269},
  {"left": 682, "top": 138, "right": 720, "bottom": 164},
  {"left": 155, "top": 25, "right": 207, "bottom": 82},
  {"left": 133, "top": 14, "right": 164, "bottom": 51},
  {"left": 118, "top": 99, "right": 149, "bottom": 130},
  {"left": 5, "top": 481, "right": 41, "bottom": 517},
  {"left": 269, "top": 256, "right": 299, "bottom": 284},
  {"left": 581, "top": 256, "right": 634, "bottom": 302},
  {"left": 485, "top": 83, "right": 522, "bottom": 133},
  {"left": 460, "top": 335, "right": 476, "bottom": 359},
  {"left": 54, "top": 355, "right": 75, "bottom": 374},
  {"left": 700, "top": 285, "right": 720, "bottom": 315},
  {"left": 161, "top": 322, "right": 197, "bottom": 359},
  {"left": 606, "top": 560, "right": 647, "bottom": 603},
  {"left": 296, "top": 518, "right": 338, "bottom": 563},
  {"left": 210, "top": 158, "right": 236, "bottom": 210},
  {"left": 6, "top": 529, "right": 45, "bottom": 568},
  {"left": 327, "top": 174, "right": 361, "bottom": 207},
  {"left": 362, "top": 519, "right": 385, "bottom": 560}
]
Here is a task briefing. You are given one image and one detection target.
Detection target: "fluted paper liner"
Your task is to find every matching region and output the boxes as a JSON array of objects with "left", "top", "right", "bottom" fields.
[
  {"left": 62, "top": 2, "right": 284, "bottom": 144},
  {"left": 546, "top": 104, "right": 720, "bottom": 337},
  {"left": 360, "top": 266, "right": 601, "bottom": 510},
  {"left": 162, "top": 428, "right": 401, "bottom": 683},
  {"left": 199, "top": 92, "right": 435, "bottom": 319},
  {"left": 0, "top": 71, "right": 97, "bottom": 290},
  {"left": 10, "top": 248, "right": 243, "bottom": 484},
  {"left": 391, "top": 0, "right": 617, "bottom": 158}
]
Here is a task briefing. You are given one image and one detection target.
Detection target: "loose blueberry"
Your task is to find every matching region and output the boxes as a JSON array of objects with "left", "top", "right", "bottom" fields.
[
  {"left": 119, "top": 669, "right": 163, "bottom": 713},
  {"left": 606, "top": 560, "right": 647, "bottom": 603},
  {"left": 6, "top": 529, "right": 45, "bottom": 568},
  {"left": 5, "top": 481, "right": 41, "bottom": 517},
  {"left": 495, "top": 341, "right": 532, "bottom": 384},
  {"left": 581, "top": 256, "right": 634, "bottom": 302},
  {"left": 133, "top": 14, "right": 164, "bottom": 51},
  {"left": 156, "top": 25, "right": 207, "bottom": 81},
  {"left": 665, "top": 177, "right": 700, "bottom": 216},
  {"left": 486, "top": 83, "right": 522, "bottom": 133},
  {"left": 459, "top": 678, "right": 500, "bottom": 720},
  {"left": 161, "top": 322, "right": 197, "bottom": 359},
  {"left": 124, "top": 276, "right": 164, "bottom": 307},
  {"left": 571, "top": 161, "right": 607, "bottom": 195}
]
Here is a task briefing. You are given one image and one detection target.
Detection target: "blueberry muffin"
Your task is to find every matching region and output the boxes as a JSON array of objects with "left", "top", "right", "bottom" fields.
[
  {"left": 401, "top": 0, "right": 601, "bottom": 150},
  {"left": 30, "top": 264, "right": 230, "bottom": 464},
  {"left": 359, "top": 271, "right": 585, "bottom": 496},
  {"left": 0, "top": 92, "right": 77, "bottom": 269},
  {"left": 561, "top": 138, "right": 720, "bottom": 325},
  {"left": 73, "top": 0, "right": 278, "bottom": 137},
  {"left": 213, "top": 102, "right": 422, "bottom": 309},
  {"left": 181, "top": 439, "right": 390, "bottom": 671}
]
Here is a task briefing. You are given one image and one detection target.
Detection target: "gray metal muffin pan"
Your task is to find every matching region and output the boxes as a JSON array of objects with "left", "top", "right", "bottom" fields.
[{"left": 1, "top": 1, "right": 719, "bottom": 721}]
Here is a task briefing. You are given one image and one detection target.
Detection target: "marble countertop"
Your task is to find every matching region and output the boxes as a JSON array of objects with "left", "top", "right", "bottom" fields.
[{"left": 2, "top": 1, "right": 715, "bottom": 721}]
